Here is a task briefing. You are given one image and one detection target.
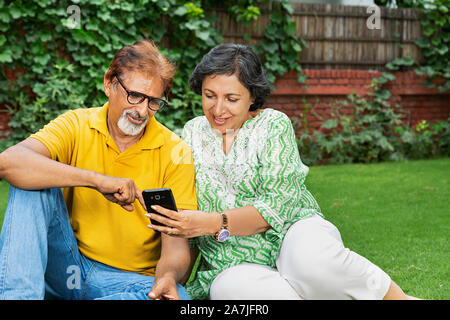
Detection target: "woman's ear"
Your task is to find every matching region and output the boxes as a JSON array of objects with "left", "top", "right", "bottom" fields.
[{"left": 249, "top": 96, "right": 256, "bottom": 110}]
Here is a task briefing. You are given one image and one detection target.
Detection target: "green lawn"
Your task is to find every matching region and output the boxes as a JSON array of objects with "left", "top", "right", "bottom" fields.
[
  {"left": 0, "top": 158, "right": 448, "bottom": 299},
  {"left": 304, "top": 157, "right": 449, "bottom": 300},
  {"left": 0, "top": 180, "right": 8, "bottom": 227}
]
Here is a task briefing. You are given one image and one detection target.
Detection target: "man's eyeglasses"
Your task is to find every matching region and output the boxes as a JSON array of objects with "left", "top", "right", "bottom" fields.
[{"left": 115, "top": 75, "right": 168, "bottom": 112}]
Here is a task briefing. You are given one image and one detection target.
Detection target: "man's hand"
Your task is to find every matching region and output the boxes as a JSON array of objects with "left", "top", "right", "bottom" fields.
[
  {"left": 148, "top": 276, "right": 180, "bottom": 300},
  {"left": 150, "top": 233, "right": 191, "bottom": 300},
  {"left": 94, "top": 174, "right": 146, "bottom": 212}
]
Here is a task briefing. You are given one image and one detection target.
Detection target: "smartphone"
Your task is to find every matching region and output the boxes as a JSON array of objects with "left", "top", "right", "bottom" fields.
[{"left": 142, "top": 188, "right": 178, "bottom": 227}]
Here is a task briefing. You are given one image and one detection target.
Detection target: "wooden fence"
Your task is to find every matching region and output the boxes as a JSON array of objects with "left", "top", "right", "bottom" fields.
[{"left": 211, "top": 3, "right": 423, "bottom": 70}]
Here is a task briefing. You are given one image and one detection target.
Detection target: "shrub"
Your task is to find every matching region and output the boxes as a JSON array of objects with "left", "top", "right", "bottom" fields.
[
  {"left": 296, "top": 74, "right": 450, "bottom": 165},
  {"left": 0, "top": 0, "right": 305, "bottom": 150}
]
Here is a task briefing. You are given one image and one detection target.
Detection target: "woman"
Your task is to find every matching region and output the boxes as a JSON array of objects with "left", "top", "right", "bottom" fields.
[{"left": 147, "top": 43, "right": 418, "bottom": 300}]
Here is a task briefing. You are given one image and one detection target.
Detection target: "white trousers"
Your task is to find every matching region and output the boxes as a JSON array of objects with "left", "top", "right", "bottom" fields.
[{"left": 210, "top": 215, "right": 391, "bottom": 300}]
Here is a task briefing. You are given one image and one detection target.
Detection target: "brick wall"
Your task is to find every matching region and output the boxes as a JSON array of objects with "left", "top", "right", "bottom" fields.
[
  {"left": 266, "top": 69, "right": 450, "bottom": 131},
  {"left": 0, "top": 69, "right": 449, "bottom": 139},
  {"left": 0, "top": 110, "right": 10, "bottom": 139}
]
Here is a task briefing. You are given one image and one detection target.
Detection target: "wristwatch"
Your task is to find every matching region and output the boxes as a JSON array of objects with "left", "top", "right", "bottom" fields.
[{"left": 215, "top": 212, "right": 230, "bottom": 242}]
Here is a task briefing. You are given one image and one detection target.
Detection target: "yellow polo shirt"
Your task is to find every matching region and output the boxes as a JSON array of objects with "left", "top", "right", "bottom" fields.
[{"left": 30, "top": 103, "right": 197, "bottom": 276}]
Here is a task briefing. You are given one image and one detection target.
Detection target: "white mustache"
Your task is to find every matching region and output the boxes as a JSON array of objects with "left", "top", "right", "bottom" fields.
[
  {"left": 117, "top": 110, "right": 149, "bottom": 136},
  {"left": 124, "top": 110, "right": 149, "bottom": 121}
]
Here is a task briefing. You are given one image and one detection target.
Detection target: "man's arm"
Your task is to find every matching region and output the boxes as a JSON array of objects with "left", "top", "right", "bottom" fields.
[
  {"left": 0, "top": 138, "right": 146, "bottom": 211},
  {"left": 148, "top": 232, "right": 192, "bottom": 300},
  {"left": 181, "top": 247, "right": 199, "bottom": 285},
  {"left": 0, "top": 138, "right": 98, "bottom": 189}
]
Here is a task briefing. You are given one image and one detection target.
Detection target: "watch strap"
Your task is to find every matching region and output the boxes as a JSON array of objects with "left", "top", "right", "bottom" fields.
[
  {"left": 221, "top": 212, "right": 228, "bottom": 229},
  {"left": 215, "top": 212, "right": 229, "bottom": 240}
]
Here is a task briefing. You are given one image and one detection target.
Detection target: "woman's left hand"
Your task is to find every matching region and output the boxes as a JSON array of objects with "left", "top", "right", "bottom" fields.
[{"left": 146, "top": 206, "right": 220, "bottom": 238}]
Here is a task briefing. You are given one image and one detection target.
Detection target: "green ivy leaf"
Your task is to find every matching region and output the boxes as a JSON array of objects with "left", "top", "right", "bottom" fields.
[
  {"left": 424, "top": 27, "right": 435, "bottom": 37},
  {"left": 385, "top": 62, "right": 398, "bottom": 71},
  {"left": 0, "top": 0, "right": 310, "bottom": 146},
  {"left": 151, "top": 24, "right": 166, "bottom": 42},
  {"left": 292, "top": 42, "right": 302, "bottom": 52},
  {"left": 0, "top": 47, "right": 12, "bottom": 63},
  {"left": 264, "top": 41, "right": 278, "bottom": 54},
  {"left": 174, "top": 6, "right": 187, "bottom": 16},
  {"left": 322, "top": 119, "right": 339, "bottom": 129},
  {"left": 39, "top": 30, "right": 52, "bottom": 42},
  {"left": 270, "top": 12, "right": 283, "bottom": 24},
  {"left": 437, "top": 81, "right": 450, "bottom": 93},
  {"left": 439, "top": 5, "right": 448, "bottom": 13},
  {"left": 283, "top": 21, "right": 297, "bottom": 37},
  {"left": 281, "top": 1, "right": 294, "bottom": 15},
  {"left": 382, "top": 72, "right": 396, "bottom": 81},
  {"left": 375, "top": 88, "right": 391, "bottom": 100},
  {"left": 0, "top": 9, "right": 10, "bottom": 23},
  {"left": 36, "top": 0, "right": 56, "bottom": 8},
  {"left": 8, "top": 4, "right": 22, "bottom": 20},
  {"left": 415, "top": 38, "right": 429, "bottom": 48},
  {"left": 196, "top": 30, "right": 210, "bottom": 41},
  {"left": 431, "top": 37, "right": 441, "bottom": 46},
  {"left": 33, "top": 54, "right": 51, "bottom": 65},
  {"left": 297, "top": 73, "right": 307, "bottom": 83},
  {"left": 97, "top": 42, "right": 112, "bottom": 53}
]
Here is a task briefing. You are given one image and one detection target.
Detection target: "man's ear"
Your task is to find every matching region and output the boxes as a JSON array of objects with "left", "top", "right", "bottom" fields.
[{"left": 104, "top": 74, "right": 112, "bottom": 98}]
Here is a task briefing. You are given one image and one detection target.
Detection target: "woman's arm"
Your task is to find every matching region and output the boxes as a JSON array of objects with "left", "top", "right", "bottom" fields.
[
  {"left": 151, "top": 112, "right": 302, "bottom": 238},
  {"left": 223, "top": 205, "right": 271, "bottom": 236},
  {"left": 147, "top": 204, "right": 271, "bottom": 237}
]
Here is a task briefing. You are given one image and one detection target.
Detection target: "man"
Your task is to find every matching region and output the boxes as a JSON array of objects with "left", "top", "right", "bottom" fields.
[{"left": 0, "top": 39, "right": 197, "bottom": 300}]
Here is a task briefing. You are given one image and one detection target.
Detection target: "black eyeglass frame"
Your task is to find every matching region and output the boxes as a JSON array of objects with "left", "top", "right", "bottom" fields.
[{"left": 114, "top": 75, "right": 169, "bottom": 112}]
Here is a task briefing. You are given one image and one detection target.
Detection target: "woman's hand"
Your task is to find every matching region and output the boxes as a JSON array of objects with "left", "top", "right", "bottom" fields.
[{"left": 146, "top": 206, "right": 221, "bottom": 238}]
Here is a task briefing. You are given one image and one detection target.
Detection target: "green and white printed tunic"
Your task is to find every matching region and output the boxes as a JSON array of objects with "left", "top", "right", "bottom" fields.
[{"left": 182, "top": 108, "right": 323, "bottom": 300}]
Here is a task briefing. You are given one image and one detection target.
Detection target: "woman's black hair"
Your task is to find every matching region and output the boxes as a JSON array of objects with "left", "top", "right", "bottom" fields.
[{"left": 189, "top": 43, "right": 271, "bottom": 111}]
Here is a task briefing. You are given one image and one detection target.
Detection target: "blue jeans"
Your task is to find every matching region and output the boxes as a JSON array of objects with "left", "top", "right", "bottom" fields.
[{"left": 0, "top": 186, "right": 190, "bottom": 300}]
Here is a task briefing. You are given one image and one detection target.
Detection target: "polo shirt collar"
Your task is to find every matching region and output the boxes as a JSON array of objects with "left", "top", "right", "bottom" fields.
[{"left": 89, "top": 102, "right": 164, "bottom": 150}]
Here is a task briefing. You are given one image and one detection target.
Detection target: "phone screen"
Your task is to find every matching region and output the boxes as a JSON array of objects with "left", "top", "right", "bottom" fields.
[{"left": 142, "top": 188, "right": 178, "bottom": 227}]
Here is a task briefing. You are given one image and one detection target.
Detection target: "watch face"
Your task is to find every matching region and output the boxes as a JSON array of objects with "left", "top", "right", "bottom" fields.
[{"left": 218, "top": 230, "right": 230, "bottom": 242}]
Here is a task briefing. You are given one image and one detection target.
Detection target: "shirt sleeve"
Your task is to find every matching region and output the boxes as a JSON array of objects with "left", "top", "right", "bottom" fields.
[
  {"left": 162, "top": 134, "right": 198, "bottom": 211},
  {"left": 250, "top": 113, "right": 310, "bottom": 239},
  {"left": 29, "top": 110, "right": 78, "bottom": 164}
]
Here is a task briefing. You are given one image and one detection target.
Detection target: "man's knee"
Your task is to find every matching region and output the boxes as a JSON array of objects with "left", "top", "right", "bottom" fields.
[
  {"left": 7, "top": 186, "right": 62, "bottom": 207},
  {"left": 6, "top": 186, "right": 65, "bottom": 220}
]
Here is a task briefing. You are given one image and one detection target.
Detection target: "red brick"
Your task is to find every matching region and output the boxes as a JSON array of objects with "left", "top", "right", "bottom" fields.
[{"left": 1, "top": 68, "right": 448, "bottom": 138}]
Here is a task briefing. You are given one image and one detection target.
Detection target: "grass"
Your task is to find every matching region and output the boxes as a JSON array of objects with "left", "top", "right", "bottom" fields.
[
  {"left": 304, "top": 157, "right": 449, "bottom": 300},
  {"left": 0, "top": 180, "right": 8, "bottom": 227},
  {"left": 0, "top": 158, "right": 448, "bottom": 299}
]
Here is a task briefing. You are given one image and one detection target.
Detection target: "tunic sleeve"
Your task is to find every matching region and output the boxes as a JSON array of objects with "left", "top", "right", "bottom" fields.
[
  {"left": 181, "top": 119, "right": 193, "bottom": 147},
  {"left": 181, "top": 119, "right": 199, "bottom": 249},
  {"left": 250, "top": 113, "right": 309, "bottom": 239}
]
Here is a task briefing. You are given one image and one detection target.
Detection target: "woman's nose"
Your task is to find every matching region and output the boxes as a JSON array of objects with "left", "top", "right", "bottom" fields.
[{"left": 214, "top": 98, "right": 226, "bottom": 115}]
